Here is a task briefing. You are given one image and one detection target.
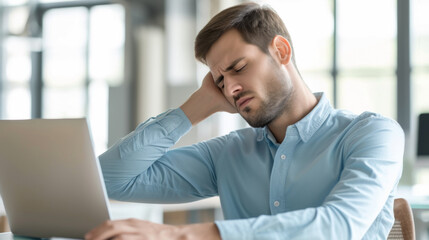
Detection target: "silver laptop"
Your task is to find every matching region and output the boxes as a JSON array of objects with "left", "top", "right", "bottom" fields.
[{"left": 0, "top": 118, "right": 111, "bottom": 239}]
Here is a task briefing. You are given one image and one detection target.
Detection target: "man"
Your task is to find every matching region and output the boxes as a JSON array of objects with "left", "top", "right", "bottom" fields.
[{"left": 86, "top": 2, "right": 404, "bottom": 239}]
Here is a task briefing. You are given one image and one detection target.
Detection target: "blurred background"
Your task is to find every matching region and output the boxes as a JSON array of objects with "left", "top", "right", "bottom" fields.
[{"left": 0, "top": 0, "right": 428, "bottom": 237}]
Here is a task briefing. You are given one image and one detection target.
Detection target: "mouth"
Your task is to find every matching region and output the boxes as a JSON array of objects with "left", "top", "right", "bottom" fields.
[{"left": 235, "top": 97, "right": 254, "bottom": 110}]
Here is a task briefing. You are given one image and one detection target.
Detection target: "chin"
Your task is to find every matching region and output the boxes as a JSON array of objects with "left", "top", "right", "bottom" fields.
[{"left": 242, "top": 114, "right": 272, "bottom": 128}]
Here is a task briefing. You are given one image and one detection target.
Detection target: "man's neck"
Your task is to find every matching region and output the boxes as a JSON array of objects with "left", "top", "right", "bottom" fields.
[{"left": 268, "top": 72, "right": 318, "bottom": 143}]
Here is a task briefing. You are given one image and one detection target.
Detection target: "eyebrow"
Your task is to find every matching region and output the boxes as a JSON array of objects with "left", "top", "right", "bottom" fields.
[{"left": 215, "top": 57, "right": 245, "bottom": 85}]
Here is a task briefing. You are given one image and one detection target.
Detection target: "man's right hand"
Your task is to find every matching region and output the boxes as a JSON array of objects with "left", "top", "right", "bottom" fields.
[{"left": 180, "top": 72, "right": 236, "bottom": 125}]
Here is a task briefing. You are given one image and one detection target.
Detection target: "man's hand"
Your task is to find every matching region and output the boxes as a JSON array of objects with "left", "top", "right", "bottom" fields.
[
  {"left": 180, "top": 72, "right": 236, "bottom": 125},
  {"left": 85, "top": 219, "right": 221, "bottom": 240},
  {"left": 199, "top": 72, "right": 237, "bottom": 114}
]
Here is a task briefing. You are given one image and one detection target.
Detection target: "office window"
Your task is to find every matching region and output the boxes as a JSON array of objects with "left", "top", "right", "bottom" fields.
[
  {"left": 88, "top": 4, "right": 124, "bottom": 153},
  {"left": 1, "top": 3, "right": 33, "bottom": 119},
  {"left": 89, "top": 4, "right": 125, "bottom": 86},
  {"left": 337, "top": 0, "right": 396, "bottom": 118},
  {"left": 257, "top": 0, "right": 397, "bottom": 119},
  {"left": 42, "top": 7, "right": 88, "bottom": 118},
  {"left": 2, "top": 39, "right": 32, "bottom": 119},
  {"left": 41, "top": 4, "right": 124, "bottom": 154},
  {"left": 1, "top": 0, "right": 29, "bottom": 6},
  {"left": 1, "top": 2, "right": 124, "bottom": 152},
  {"left": 412, "top": 0, "right": 429, "bottom": 116},
  {"left": 411, "top": 0, "right": 429, "bottom": 188}
]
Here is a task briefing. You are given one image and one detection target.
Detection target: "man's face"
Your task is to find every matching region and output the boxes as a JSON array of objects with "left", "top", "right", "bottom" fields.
[{"left": 206, "top": 29, "right": 294, "bottom": 127}]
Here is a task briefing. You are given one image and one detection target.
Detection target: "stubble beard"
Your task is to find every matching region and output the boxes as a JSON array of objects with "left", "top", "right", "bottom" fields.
[
  {"left": 240, "top": 66, "right": 294, "bottom": 128},
  {"left": 241, "top": 86, "right": 293, "bottom": 128}
]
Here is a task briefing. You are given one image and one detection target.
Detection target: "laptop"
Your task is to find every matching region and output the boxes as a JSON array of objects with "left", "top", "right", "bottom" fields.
[{"left": 0, "top": 118, "right": 111, "bottom": 239}]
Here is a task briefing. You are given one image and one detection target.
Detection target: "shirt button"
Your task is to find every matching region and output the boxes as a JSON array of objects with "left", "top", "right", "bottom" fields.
[
  {"left": 281, "top": 154, "right": 286, "bottom": 160},
  {"left": 274, "top": 201, "right": 280, "bottom": 207}
]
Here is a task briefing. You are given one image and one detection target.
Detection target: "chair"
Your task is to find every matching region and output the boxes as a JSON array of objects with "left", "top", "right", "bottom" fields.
[
  {"left": 387, "top": 198, "right": 415, "bottom": 240},
  {"left": 0, "top": 215, "right": 10, "bottom": 233}
]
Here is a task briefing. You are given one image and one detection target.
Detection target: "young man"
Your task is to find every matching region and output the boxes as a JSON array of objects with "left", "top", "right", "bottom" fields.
[{"left": 86, "top": 2, "right": 404, "bottom": 239}]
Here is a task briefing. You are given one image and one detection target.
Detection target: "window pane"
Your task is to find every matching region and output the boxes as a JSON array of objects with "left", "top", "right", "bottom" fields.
[
  {"left": 88, "top": 4, "right": 125, "bottom": 152},
  {"left": 43, "top": 87, "right": 85, "bottom": 118},
  {"left": 43, "top": 7, "right": 87, "bottom": 87},
  {"left": 1, "top": 0, "right": 28, "bottom": 6},
  {"left": 2, "top": 36, "right": 33, "bottom": 119},
  {"left": 40, "top": 4, "right": 124, "bottom": 153},
  {"left": 166, "top": 0, "right": 196, "bottom": 85},
  {"left": 303, "top": 72, "right": 334, "bottom": 104},
  {"left": 411, "top": 0, "right": 429, "bottom": 117},
  {"left": 88, "top": 80, "right": 109, "bottom": 155},
  {"left": 338, "top": 74, "right": 396, "bottom": 119},
  {"left": 89, "top": 4, "right": 125, "bottom": 86},
  {"left": 411, "top": 0, "right": 429, "bottom": 69},
  {"left": 338, "top": 0, "right": 396, "bottom": 70},
  {"left": 90, "top": 4, "right": 125, "bottom": 48},
  {"left": 337, "top": 0, "right": 396, "bottom": 119},
  {"left": 4, "top": 41, "right": 32, "bottom": 83},
  {"left": 43, "top": 49, "right": 86, "bottom": 87},
  {"left": 42, "top": 7, "right": 88, "bottom": 119},
  {"left": 43, "top": 7, "right": 87, "bottom": 49},
  {"left": 4, "top": 86, "right": 31, "bottom": 119},
  {"left": 6, "top": 6, "right": 29, "bottom": 35}
]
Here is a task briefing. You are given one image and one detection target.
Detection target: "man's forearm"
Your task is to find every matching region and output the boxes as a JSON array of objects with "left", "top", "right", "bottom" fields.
[
  {"left": 85, "top": 220, "right": 221, "bottom": 240},
  {"left": 177, "top": 222, "right": 221, "bottom": 240},
  {"left": 99, "top": 108, "right": 193, "bottom": 200},
  {"left": 180, "top": 89, "right": 219, "bottom": 126}
]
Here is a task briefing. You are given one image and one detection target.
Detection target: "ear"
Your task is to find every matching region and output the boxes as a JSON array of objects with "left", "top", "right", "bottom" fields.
[{"left": 269, "top": 35, "right": 292, "bottom": 65}]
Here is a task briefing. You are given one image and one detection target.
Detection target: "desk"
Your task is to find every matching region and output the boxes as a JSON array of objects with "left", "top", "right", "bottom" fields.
[
  {"left": 0, "top": 198, "right": 221, "bottom": 239},
  {"left": 397, "top": 185, "right": 429, "bottom": 209},
  {"left": 0, "top": 232, "right": 82, "bottom": 240},
  {"left": 0, "top": 233, "right": 13, "bottom": 240},
  {"left": 0, "top": 232, "right": 43, "bottom": 240}
]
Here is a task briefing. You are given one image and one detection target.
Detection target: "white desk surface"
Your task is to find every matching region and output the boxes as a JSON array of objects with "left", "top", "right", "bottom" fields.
[
  {"left": 0, "top": 232, "right": 83, "bottom": 240},
  {"left": 0, "top": 233, "right": 12, "bottom": 240},
  {"left": 0, "top": 233, "right": 36, "bottom": 240},
  {"left": 397, "top": 185, "right": 429, "bottom": 209}
]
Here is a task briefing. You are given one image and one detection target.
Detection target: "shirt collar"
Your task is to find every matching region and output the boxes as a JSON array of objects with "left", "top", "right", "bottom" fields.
[
  {"left": 260, "top": 92, "right": 333, "bottom": 144},
  {"left": 294, "top": 92, "right": 332, "bottom": 142}
]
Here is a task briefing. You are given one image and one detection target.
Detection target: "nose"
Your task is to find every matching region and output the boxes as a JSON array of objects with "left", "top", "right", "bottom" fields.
[{"left": 224, "top": 76, "right": 243, "bottom": 98}]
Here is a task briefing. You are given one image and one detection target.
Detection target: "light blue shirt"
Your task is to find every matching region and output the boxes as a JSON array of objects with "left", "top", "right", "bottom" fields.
[{"left": 99, "top": 93, "right": 404, "bottom": 239}]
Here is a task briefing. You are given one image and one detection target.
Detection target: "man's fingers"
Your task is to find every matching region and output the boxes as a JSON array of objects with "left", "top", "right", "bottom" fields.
[
  {"left": 85, "top": 220, "right": 139, "bottom": 240},
  {"left": 111, "top": 233, "right": 142, "bottom": 240}
]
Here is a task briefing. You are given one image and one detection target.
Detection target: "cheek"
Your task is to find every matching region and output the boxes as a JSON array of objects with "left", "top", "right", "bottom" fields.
[
  {"left": 247, "top": 66, "right": 272, "bottom": 89},
  {"left": 252, "top": 60, "right": 272, "bottom": 80}
]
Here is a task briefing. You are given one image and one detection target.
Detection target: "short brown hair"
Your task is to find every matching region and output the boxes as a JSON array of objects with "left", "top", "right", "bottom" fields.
[{"left": 195, "top": 2, "right": 296, "bottom": 66}]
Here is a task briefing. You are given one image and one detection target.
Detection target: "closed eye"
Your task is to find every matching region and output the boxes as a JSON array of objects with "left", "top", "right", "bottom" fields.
[{"left": 235, "top": 64, "right": 246, "bottom": 73}]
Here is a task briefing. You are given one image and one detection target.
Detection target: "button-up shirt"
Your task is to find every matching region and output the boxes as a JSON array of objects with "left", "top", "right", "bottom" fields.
[{"left": 99, "top": 92, "right": 404, "bottom": 239}]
